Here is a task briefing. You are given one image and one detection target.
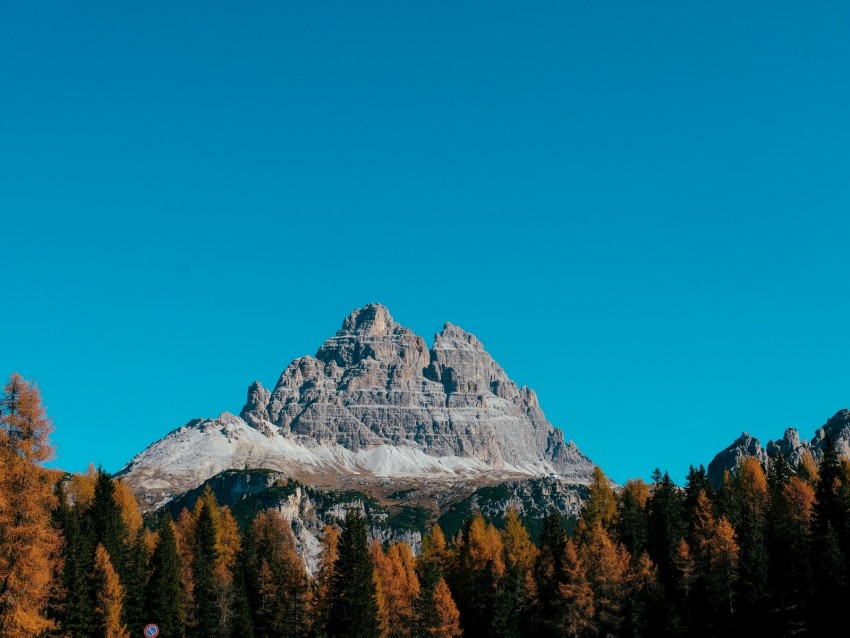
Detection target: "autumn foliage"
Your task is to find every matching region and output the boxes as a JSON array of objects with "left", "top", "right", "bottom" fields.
[{"left": 4, "top": 372, "right": 850, "bottom": 637}]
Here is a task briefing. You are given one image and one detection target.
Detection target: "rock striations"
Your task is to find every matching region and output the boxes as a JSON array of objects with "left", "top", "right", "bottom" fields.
[{"left": 119, "top": 304, "right": 594, "bottom": 507}]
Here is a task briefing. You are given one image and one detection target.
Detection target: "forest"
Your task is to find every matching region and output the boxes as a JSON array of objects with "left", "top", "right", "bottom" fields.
[{"left": 2, "top": 372, "right": 849, "bottom": 638}]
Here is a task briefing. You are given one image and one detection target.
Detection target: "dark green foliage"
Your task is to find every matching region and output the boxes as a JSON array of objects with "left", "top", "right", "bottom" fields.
[
  {"left": 40, "top": 446, "right": 850, "bottom": 638},
  {"left": 617, "top": 486, "right": 649, "bottom": 557},
  {"left": 52, "top": 481, "right": 97, "bottom": 637},
  {"left": 810, "top": 437, "right": 847, "bottom": 634},
  {"left": 326, "top": 510, "right": 380, "bottom": 638},
  {"left": 146, "top": 511, "right": 185, "bottom": 638},
  {"left": 192, "top": 500, "right": 220, "bottom": 637},
  {"left": 647, "top": 470, "right": 685, "bottom": 588},
  {"left": 123, "top": 528, "right": 149, "bottom": 633},
  {"left": 683, "top": 465, "right": 713, "bottom": 531},
  {"left": 230, "top": 558, "right": 255, "bottom": 638},
  {"left": 90, "top": 468, "right": 129, "bottom": 576},
  {"left": 491, "top": 562, "right": 531, "bottom": 638},
  {"left": 532, "top": 508, "right": 567, "bottom": 637}
]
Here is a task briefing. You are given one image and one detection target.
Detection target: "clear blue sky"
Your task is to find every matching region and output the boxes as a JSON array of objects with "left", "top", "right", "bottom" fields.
[{"left": 2, "top": 1, "right": 848, "bottom": 484}]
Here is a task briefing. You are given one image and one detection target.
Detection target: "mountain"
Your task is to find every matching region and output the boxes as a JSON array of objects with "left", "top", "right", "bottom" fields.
[
  {"left": 119, "top": 303, "right": 595, "bottom": 509},
  {"left": 707, "top": 409, "right": 850, "bottom": 488},
  {"left": 157, "top": 469, "right": 586, "bottom": 575}
]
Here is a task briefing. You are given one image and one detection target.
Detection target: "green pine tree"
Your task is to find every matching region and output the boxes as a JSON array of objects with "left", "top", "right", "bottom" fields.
[
  {"left": 146, "top": 511, "right": 185, "bottom": 638},
  {"left": 123, "top": 528, "right": 149, "bottom": 634},
  {"left": 192, "top": 500, "right": 220, "bottom": 637},
  {"left": 326, "top": 510, "right": 380, "bottom": 638},
  {"left": 89, "top": 469, "right": 129, "bottom": 578}
]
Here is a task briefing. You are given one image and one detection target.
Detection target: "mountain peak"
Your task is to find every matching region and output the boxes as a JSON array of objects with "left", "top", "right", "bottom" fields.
[
  {"left": 338, "top": 303, "right": 396, "bottom": 337},
  {"left": 435, "top": 321, "right": 485, "bottom": 351},
  {"left": 119, "top": 304, "right": 596, "bottom": 505}
]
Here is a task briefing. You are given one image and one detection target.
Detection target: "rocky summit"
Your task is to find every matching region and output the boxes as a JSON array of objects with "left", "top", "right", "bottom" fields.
[
  {"left": 119, "top": 303, "right": 595, "bottom": 508},
  {"left": 707, "top": 409, "right": 850, "bottom": 488}
]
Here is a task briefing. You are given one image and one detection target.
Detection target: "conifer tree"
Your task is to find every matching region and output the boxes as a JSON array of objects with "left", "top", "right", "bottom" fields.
[
  {"left": 556, "top": 539, "right": 594, "bottom": 638},
  {"left": 146, "top": 511, "right": 185, "bottom": 638},
  {"left": 683, "top": 465, "right": 713, "bottom": 532},
  {"left": 448, "top": 513, "right": 503, "bottom": 638},
  {"left": 373, "top": 542, "right": 420, "bottom": 638},
  {"left": 327, "top": 510, "right": 379, "bottom": 638},
  {"left": 533, "top": 509, "right": 567, "bottom": 638},
  {"left": 420, "top": 579, "right": 461, "bottom": 638},
  {"left": 810, "top": 436, "right": 847, "bottom": 633},
  {"left": 769, "top": 475, "right": 813, "bottom": 633},
  {"left": 250, "top": 509, "right": 309, "bottom": 638},
  {"left": 230, "top": 547, "right": 255, "bottom": 638},
  {"left": 672, "top": 538, "right": 695, "bottom": 634},
  {"left": 192, "top": 499, "right": 220, "bottom": 637},
  {"left": 580, "top": 521, "right": 630, "bottom": 637},
  {"left": 90, "top": 469, "right": 130, "bottom": 578},
  {"left": 492, "top": 509, "right": 537, "bottom": 637},
  {"left": 692, "top": 491, "right": 738, "bottom": 636},
  {"left": 93, "top": 544, "right": 130, "bottom": 638},
  {"left": 53, "top": 480, "right": 97, "bottom": 637},
  {"left": 646, "top": 470, "right": 685, "bottom": 590},
  {"left": 729, "top": 456, "right": 769, "bottom": 631},
  {"left": 123, "top": 528, "right": 149, "bottom": 634},
  {"left": 311, "top": 524, "right": 340, "bottom": 637},
  {"left": 174, "top": 507, "right": 197, "bottom": 630},
  {"left": 795, "top": 450, "right": 818, "bottom": 485},
  {"left": 616, "top": 479, "right": 650, "bottom": 557},
  {"left": 0, "top": 373, "right": 62, "bottom": 638},
  {"left": 624, "top": 552, "right": 664, "bottom": 638},
  {"left": 579, "top": 466, "right": 617, "bottom": 534}
]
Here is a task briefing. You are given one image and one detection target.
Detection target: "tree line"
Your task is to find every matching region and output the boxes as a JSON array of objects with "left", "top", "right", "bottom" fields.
[{"left": 3, "top": 372, "right": 850, "bottom": 637}]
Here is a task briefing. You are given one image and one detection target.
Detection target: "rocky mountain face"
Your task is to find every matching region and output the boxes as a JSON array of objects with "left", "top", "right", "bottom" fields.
[
  {"left": 159, "top": 469, "right": 587, "bottom": 575},
  {"left": 119, "top": 303, "right": 594, "bottom": 509},
  {"left": 707, "top": 409, "right": 850, "bottom": 488}
]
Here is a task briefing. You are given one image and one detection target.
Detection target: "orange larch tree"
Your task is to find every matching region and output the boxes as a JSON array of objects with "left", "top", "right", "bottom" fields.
[
  {"left": 0, "top": 373, "right": 62, "bottom": 638},
  {"left": 93, "top": 543, "right": 130, "bottom": 638}
]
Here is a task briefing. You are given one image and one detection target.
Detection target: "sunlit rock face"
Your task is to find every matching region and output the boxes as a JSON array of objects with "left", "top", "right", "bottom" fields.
[
  {"left": 119, "top": 303, "right": 595, "bottom": 506},
  {"left": 708, "top": 409, "right": 850, "bottom": 489}
]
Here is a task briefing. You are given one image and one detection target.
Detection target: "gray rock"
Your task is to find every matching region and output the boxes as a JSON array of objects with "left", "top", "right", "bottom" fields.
[
  {"left": 708, "top": 432, "right": 768, "bottom": 489},
  {"left": 119, "top": 303, "right": 595, "bottom": 505},
  {"left": 240, "top": 303, "right": 593, "bottom": 478},
  {"left": 708, "top": 409, "right": 850, "bottom": 489}
]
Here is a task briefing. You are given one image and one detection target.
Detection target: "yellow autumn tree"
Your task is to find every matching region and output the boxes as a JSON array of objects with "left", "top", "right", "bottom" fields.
[
  {"left": 113, "top": 478, "right": 143, "bottom": 536},
  {"left": 456, "top": 512, "right": 504, "bottom": 576},
  {"left": 0, "top": 373, "right": 62, "bottom": 638},
  {"left": 692, "top": 490, "right": 738, "bottom": 628},
  {"left": 672, "top": 538, "right": 695, "bottom": 615},
  {"left": 67, "top": 463, "right": 97, "bottom": 508},
  {"left": 371, "top": 541, "right": 391, "bottom": 637},
  {"left": 93, "top": 544, "right": 130, "bottom": 638},
  {"left": 579, "top": 466, "right": 618, "bottom": 534},
  {"left": 174, "top": 507, "right": 197, "bottom": 629},
  {"left": 419, "top": 524, "right": 451, "bottom": 575},
  {"left": 311, "top": 523, "right": 340, "bottom": 634},
  {"left": 427, "top": 578, "right": 462, "bottom": 638},
  {"left": 502, "top": 508, "right": 538, "bottom": 574},
  {"left": 580, "top": 521, "right": 631, "bottom": 637},
  {"left": 251, "top": 509, "right": 309, "bottom": 636},
  {"left": 796, "top": 450, "right": 819, "bottom": 485},
  {"left": 557, "top": 538, "right": 595, "bottom": 638},
  {"left": 372, "top": 541, "right": 420, "bottom": 637}
]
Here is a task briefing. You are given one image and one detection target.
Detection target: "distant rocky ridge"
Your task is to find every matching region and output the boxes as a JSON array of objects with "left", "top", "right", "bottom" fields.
[
  {"left": 119, "top": 303, "right": 594, "bottom": 508},
  {"left": 707, "top": 409, "right": 850, "bottom": 488}
]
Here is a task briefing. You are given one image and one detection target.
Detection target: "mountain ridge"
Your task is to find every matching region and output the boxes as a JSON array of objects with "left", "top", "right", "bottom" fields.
[
  {"left": 119, "top": 303, "right": 595, "bottom": 508},
  {"left": 707, "top": 408, "right": 850, "bottom": 487}
]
